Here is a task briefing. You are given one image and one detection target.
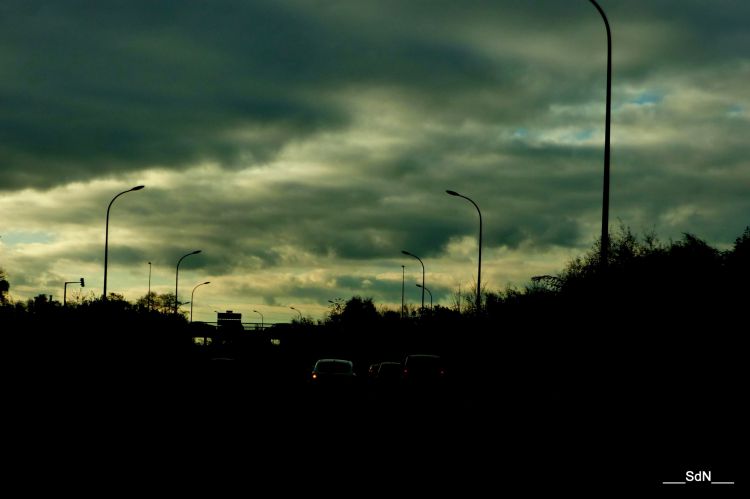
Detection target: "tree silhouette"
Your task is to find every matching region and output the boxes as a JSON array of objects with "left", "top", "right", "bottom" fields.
[
  {"left": 727, "top": 226, "right": 750, "bottom": 277},
  {"left": 340, "top": 296, "right": 378, "bottom": 327},
  {"left": 136, "top": 291, "right": 178, "bottom": 314},
  {"left": 453, "top": 278, "right": 488, "bottom": 316},
  {"left": 0, "top": 268, "right": 9, "bottom": 304}
]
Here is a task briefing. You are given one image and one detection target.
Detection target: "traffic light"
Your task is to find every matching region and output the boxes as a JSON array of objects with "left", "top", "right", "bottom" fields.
[{"left": 80, "top": 278, "right": 85, "bottom": 287}]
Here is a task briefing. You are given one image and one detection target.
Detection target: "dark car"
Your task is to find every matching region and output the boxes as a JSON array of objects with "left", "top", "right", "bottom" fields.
[
  {"left": 367, "top": 363, "right": 381, "bottom": 379},
  {"left": 311, "top": 359, "right": 357, "bottom": 388},
  {"left": 402, "top": 354, "right": 446, "bottom": 386},
  {"left": 375, "top": 361, "right": 403, "bottom": 385}
]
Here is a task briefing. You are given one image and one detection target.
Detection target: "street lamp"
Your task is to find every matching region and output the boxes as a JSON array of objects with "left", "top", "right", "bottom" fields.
[
  {"left": 446, "top": 190, "right": 482, "bottom": 313},
  {"left": 416, "top": 283, "right": 433, "bottom": 310},
  {"left": 175, "top": 250, "right": 202, "bottom": 314},
  {"left": 290, "top": 306, "right": 302, "bottom": 321},
  {"left": 589, "top": 0, "right": 612, "bottom": 270},
  {"left": 190, "top": 281, "right": 210, "bottom": 323},
  {"left": 402, "top": 250, "right": 425, "bottom": 314},
  {"left": 445, "top": 190, "right": 482, "bottom": 314},
  {"left": 401, "top": 265, "right": 405, "bottom": 319},
  {"left": 147, "top": 261, "right": 152, "bottom": 311},
  {"left": 63, "top": 278, "right": 84, "bottom": 307},
  {"left": 103, "top": 185, "right": 144, "bottom": 299},
  {"left": 253, "top": 309, "right": 264, "bottom": 329}
]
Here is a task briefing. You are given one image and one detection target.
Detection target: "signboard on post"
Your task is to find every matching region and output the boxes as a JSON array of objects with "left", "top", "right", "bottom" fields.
[{"left": 217, "top": 310, "right": 242, "bottom": 330}]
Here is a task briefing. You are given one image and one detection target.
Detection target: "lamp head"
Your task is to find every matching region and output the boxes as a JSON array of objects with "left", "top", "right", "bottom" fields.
[
  {"left": 401, "top": 250, "right": 411, "bottom": 256},
  {"left": 131, "top": 185, "right": 145, "bottom": 191},
  {"left": 192, "top": 250, "right": 202, "bottom": 255},
  {"left": 203, "top": 281, "right": 210, "bottom": 285},
  {"left": 446, "top": 190, "right": 460, "bottom": 196}
]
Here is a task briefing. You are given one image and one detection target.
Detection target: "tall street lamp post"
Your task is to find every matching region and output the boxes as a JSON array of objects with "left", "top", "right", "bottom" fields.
[
  {"left": 103, "top": 185, "right": 144, "bottom": 299},
  {"left": 446, "top": 190, "right": 482, "bottom": 313},
  {"left": 402, "top": 250, "right": 425, "bottom": 314},
  {"left": 175, "top": 250, "right": 201, "bottom": 314},
  {"left": 147, "top": 261, "right": 152, "bottom": 311},
  {"left": 190, "top": 281, "right": 210, "bottom": 323},
  {"left": 401, "top": 265, "right": 405, "bottom": 319},
  {"left": 589, "top": 0, "right": 612, "bottom": 270}
]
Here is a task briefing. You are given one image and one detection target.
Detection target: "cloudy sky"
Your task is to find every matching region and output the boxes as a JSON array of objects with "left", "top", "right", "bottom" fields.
[{"left": 1, "top": 0, "right": 748, "bottom": 323}]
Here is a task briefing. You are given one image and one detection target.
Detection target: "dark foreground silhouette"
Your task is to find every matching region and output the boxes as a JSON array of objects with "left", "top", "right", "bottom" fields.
[
  {"left": 4, "top": 312, "right": 741, "bottom": 494},
  {"left": 2, "top": 228, "right": 745, "bottom": 493}
]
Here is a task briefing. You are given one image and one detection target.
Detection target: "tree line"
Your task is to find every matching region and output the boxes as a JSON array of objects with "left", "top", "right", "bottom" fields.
[
  {"left": 2, "top": 225, "right": 748, "bottom": 331},
  {"left": 294, "top": 225, "right": 750, "bottom": 331}
]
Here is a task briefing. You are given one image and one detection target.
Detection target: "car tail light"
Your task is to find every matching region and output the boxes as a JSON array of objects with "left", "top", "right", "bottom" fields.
[{"left": 312, "top": 373, "right": 317, "bottom": 380}]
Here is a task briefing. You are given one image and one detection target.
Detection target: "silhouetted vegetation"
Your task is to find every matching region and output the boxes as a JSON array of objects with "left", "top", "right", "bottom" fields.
[
  {"left": 134, "top": 291, "right": 179, "bottom": 314},
  {"left": 3, "top": 227, "right": 748, "bottom": 358},
  {"left": 0, "top": 268, "right": 8, "bottom": 304},
  {"left": 2, "top": 227, "right": 744, "bottom": 489},
  {"left": 1, "top": 222, "right": 746, "bottom": 426}
]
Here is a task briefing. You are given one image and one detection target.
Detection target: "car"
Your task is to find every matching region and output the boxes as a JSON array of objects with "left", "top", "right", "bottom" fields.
[
  {"left": 402, "top": 354, "right": 446, "bottom": 386},
  {"left": 311, "top": 359, "right": 357, "bottom": 388},
  {"left": 367, "top": 362, "right": 381, "bottom": 379},
  {"left": 375, "top": 361, "right": 403, "bottom": 385}
]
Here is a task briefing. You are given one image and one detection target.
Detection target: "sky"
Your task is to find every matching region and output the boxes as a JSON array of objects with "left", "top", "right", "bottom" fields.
[{"left": 1, "top": 0, "right": 748, "bottom": 323}]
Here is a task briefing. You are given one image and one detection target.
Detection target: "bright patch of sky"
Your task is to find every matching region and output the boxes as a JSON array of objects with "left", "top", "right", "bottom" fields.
[
  {"left": 1, "top": 231, "right": 56, "bottom": 245},
  {"left": 630, "top": 91, "right": 663, "bottom": 106},
  {"left": 726, "top": 105, "right": 744, "bottom": 118}
]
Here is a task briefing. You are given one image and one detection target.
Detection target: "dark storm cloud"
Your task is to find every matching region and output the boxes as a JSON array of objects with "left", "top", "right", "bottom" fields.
[
  {"left": 619, "top": 0, "right": 750, "bottom": 63},
  {"left": 0, "top": 0, "right": 516, "bottom": 191},
  {"left": 0, "top": 0, "right": 666, "bottom": 190},
  {"left": 0, "top": 0, "right": 349, "bottom": 189}
]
